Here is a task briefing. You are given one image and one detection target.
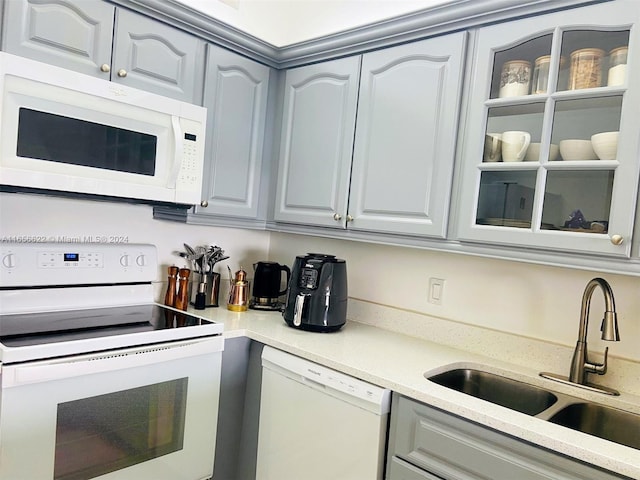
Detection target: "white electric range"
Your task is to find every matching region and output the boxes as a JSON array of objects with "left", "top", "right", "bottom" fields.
[{"left": 0, "top": 242, "right": 223, "bottom": 480}]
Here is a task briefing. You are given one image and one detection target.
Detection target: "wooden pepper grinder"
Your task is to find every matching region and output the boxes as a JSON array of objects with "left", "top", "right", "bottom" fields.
[
  {"left": 164, "top": 265, "right": 179, "bottom": 307},
  {"left": 174, "top": 268, "right": 191, "bottom": 311}
]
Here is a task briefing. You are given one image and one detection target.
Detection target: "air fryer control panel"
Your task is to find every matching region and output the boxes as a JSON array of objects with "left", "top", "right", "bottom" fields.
[{"left": 299, "top": 263, "right": 320, "bottom": 289}]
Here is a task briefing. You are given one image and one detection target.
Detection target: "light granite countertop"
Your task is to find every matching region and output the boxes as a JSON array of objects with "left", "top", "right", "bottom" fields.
[{"left": 189, "top": 306, "right": 640, "bottom": 479}]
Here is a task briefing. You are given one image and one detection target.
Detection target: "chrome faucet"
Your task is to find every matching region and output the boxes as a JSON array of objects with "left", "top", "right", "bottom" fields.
[
  {"left": 541, "top": 277, "right": 620, "bottom": 395},
  {"left": 568, "top": 277, "right": 620, "bottom": 384}
]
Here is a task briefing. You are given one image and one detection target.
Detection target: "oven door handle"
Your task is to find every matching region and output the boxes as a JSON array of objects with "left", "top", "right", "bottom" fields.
[
  {"left": 1, "top": 337, "right": 222, "bottom": 387},
  {"left": 167, "top": 115, "right": 183, "bottom": 189}
]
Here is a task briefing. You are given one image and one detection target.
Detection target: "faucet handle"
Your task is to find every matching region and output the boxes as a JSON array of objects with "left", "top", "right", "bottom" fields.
[{"left": 585, "top": 346, "right": 609, "bottom": 376}]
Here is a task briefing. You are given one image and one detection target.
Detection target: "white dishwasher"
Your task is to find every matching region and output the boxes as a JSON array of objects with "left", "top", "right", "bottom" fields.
[{"left": 256, "top": 346, "right": 391, "bottom": 480}]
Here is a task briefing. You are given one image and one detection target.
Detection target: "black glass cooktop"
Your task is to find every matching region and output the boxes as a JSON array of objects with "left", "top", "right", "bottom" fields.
[{"left": 0, "top": 304, "right": 215, "bottom": 347}]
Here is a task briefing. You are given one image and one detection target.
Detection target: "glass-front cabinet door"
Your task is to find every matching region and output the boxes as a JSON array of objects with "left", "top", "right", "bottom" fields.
[{"left": 456, "top": 1, "right": 640, "bottom": 257}]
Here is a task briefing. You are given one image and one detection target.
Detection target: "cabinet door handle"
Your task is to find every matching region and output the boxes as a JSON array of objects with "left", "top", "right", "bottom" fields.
[
  {"left": 610, "top": 234, "right": 624, "bottom": 245},
  {"left": 100, "top": 63, "right": 111, "bottom": 73},
  {"left": 333, "top": 213, "right": 342, "bottom": 221},
  {"left": 346, "top": 215, "right": 354, "bottom": 222},
  {"left": 117, "top": 69, "right": 127, "bottom": 78},
  {"left": 200, "top": 200, "right": 209, "bottom": 207}
]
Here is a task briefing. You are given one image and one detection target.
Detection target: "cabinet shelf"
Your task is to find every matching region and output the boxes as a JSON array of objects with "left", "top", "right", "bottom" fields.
[
  {"left": 551, "top": 86, "right": 626, "bottom": 102},
  {"left": 478, "top": 161, "right": 618, "bottom": 170},
  {"left": 485, "top": 97, "right": 547, "bottom": 110},
  {"left": 544, "top": 160, "right": 619, "bottom": 170},
  {"left": 478, "top": 162, "right": 539, "bottom": 170},
  {"left": 485, "top": 87, "right": 625, "bottom": 111}
]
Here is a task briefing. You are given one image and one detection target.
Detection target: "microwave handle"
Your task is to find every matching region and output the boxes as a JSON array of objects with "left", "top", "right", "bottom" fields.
[{"left": 167, "top": 115, "right": 183, "bottom": 188}]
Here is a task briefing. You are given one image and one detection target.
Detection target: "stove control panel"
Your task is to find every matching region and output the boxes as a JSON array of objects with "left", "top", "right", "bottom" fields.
[
  {"left": 0, "top": 243, "right": 157, "bottom": 287},
  {"left": 38, "top": 251, "right": 105, "bottom": 269}
]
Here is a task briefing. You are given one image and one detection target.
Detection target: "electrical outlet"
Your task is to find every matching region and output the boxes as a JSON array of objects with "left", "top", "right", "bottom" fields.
[{"left": 428, "top": 278, "right": 445, "bottom": 305}]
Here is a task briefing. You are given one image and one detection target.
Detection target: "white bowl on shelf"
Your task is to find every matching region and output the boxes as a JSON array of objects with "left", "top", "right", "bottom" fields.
[
  {"left": 559, "top": 139, "right": 598, "bottom": 161},
  {"left": 591, "top": 131, "right": 619, "bottom": 160}
]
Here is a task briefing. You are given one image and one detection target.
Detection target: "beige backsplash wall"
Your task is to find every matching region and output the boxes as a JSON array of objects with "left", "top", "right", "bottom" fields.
[
  {"left": 268, "top": 232, "right": 640, "bottom": 363},
  {"left": 0, "top": 193, "right": 271, "bottom": 293},
  {"left": 3, "top": 192, "right": 638, "bottom": 364}
]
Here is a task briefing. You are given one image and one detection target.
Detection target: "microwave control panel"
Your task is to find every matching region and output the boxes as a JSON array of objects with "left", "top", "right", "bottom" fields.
[
  {"left": 174, "top": 116, "right": 204, "bottom": 202},
  {"left": 177, "top": 131, "right": 200, "bottom": 186}
]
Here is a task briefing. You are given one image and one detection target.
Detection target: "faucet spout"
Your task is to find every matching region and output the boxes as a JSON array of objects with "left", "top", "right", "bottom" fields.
[{"left": 568, "top": 278, "right": 619, "bottom": 385}]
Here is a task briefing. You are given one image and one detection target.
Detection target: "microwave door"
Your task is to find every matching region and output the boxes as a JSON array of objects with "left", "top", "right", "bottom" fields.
[
  {"left": 15, "top": 107, "right": 160, "bottom": 178},
  {"left": 0, "top": 59, "right": 205, "bottom": 205}
]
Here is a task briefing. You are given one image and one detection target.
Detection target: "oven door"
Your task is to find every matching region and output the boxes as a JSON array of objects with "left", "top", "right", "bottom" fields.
[{"left": 0, "top": 337, "right": 222, "bottom": 480}]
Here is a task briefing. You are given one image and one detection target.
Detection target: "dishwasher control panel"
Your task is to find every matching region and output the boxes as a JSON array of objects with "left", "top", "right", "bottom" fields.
[{"left": 262, "top": 345, "right": 391, "bottom": 415}]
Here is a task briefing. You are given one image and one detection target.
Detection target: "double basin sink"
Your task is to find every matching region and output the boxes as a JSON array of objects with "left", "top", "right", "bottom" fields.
[{"left": 426, "top": 368, "right": 640, "bottom": 450}]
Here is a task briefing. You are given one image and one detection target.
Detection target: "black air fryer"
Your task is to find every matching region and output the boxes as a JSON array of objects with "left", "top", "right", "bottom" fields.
[{"left": 283, "top": 253, "right": 347, "bottom": 332}]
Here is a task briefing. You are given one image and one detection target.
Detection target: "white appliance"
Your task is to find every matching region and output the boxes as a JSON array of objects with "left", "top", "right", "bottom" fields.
[
  {"left": 0, "top": 52, "right": 206, "bottom": 206},
  {"left": 256, "top": 346, "right": 391, "bottom": 480},
  {"left": 0, "top": 243, "right": 224, "bottom": 480}
]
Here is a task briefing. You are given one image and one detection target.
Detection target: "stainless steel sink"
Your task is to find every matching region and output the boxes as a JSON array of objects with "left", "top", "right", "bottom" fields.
[
  {"left": 549, "top": 403, "right": 640, "bottom": 450},
  {"left": 428, "top": 368, "right": 557, "bottom": 416}
]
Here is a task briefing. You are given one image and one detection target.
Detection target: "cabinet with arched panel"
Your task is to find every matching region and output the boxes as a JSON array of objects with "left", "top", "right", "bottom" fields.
[
  {"left": 2, "top": 0, "right": 204, "bottom": 103},
  {"left": 274, "top": 32, "right": 467, "bottom": 237}
]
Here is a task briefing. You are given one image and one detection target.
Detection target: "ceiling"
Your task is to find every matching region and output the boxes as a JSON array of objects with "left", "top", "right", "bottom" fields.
[{"left": 176, "top": 0, "right": 454, "bottom": 46}]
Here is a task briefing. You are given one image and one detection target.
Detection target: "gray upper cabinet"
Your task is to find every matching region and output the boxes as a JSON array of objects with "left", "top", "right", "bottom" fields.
[
  {"left": 349, "top": 33, "right": 466, "bottom": 237},
  {"left": 2, "top": 0, "right": 114, "bottom": 76},
  {"left": 192, "top": 44, "right": 270, "bottom": 220},
  {"left": 2, "top": 0, "right": 204, "bottom": 103},
  {"left": 273, "top": 56, "right": 361, "bottom": 228},
  {"left": 455, "top": 0, "right": 640, "bottom": 257},
  {"left": 111, "top": 9, "right": 204, "bottom": 103},
  {"left": 273, "top": 33, "right": 466, "bottom": 237}
]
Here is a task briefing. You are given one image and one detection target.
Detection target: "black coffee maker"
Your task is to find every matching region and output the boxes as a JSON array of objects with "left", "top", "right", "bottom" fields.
[
  {"left": 249, "top": 261, "right": 291, "bottom": 311},
  {"left": 283, "top": 253, "right": 347, "bottom": 332}
]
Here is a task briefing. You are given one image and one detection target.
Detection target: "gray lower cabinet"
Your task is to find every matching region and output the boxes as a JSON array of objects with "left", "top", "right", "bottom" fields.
[
  {"left": 387, "top": 394, "right": 627, "bottom": 480},
  {"left": 388, "top": 457, "right": 443, "bottom": 480},
  {"left": 2, "top": 0, "right": 204, "bottom": 103},
  {"left": 190, "top": 44, "right": 271, "bottom": 222},
  {"left": 213, "top": 338, "right": 264, "bottom": 480},
  {"left": 274, "top": 33, "right": 466, "bottom": 237}
]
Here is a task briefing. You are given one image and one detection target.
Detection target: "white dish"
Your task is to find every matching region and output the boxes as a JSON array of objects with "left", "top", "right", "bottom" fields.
[
  {"left": 591, "top": 131, "right": 619, "bottom": 160},
  {"left": 559, "top": 139, "right": 598, "bottom": 161}
]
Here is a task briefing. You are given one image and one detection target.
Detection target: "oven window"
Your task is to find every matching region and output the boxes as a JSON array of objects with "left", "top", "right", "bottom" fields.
[
  {"left": 16, "top": 108, "right": 157, "bottom": 176},
  {"left": 54, "top": 378, "right": 188, "bottom": 480}
]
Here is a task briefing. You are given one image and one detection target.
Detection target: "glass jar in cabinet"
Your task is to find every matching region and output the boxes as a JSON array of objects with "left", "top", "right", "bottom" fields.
[{"left": 456, "top": 1, "right": 640, "bottom": 257}]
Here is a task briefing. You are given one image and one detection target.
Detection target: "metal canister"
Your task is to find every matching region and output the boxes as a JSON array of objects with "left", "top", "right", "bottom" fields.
[{"left": 227, "top": 267, "right": 249, "bottom": 312}]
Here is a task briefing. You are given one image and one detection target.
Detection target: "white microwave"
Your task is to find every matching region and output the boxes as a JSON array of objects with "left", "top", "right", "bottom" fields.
[{"left": 0, "top": 52, "right": 206, "bottom": 206}]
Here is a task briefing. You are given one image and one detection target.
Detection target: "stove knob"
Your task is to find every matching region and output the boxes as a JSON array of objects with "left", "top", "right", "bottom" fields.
[
  {"left": 119, "top": 254, "right": 130, "bottom": 267},
  {"left": 136, "top": 254, "right": 146, "bottom": 267},
  {"left": 2, "top": 253, "right": 16, "bottom": 268}
]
